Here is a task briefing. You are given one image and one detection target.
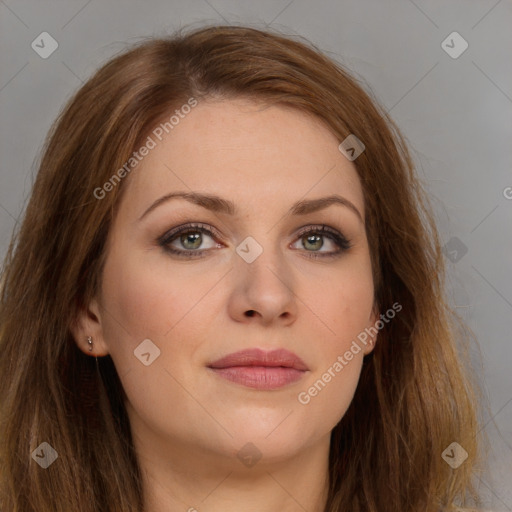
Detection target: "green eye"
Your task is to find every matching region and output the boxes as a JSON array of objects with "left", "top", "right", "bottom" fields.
[
  {"left": 159, "top": 223, "right": 351, "bottom": 259},
  {"left": 292, "top": 225, "right": 352, "bottom": 259},
  {"left": 179, "top": 231, "right": 203, "bottom": 250}
]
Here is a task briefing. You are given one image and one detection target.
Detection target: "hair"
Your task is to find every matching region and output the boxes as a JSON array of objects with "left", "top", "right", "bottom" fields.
[{"left": 0, "top": 24, "right": 484, "bottom": 512}]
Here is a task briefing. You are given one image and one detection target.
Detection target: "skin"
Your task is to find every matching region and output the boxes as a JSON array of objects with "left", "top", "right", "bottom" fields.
[{"left": 72, "top": 98, "right": 379, "bottom": 512}]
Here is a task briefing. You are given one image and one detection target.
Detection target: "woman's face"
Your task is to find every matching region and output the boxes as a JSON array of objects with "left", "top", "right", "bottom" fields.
[{"left": 79, "top": 98, "right": 378, "bottom": 471}]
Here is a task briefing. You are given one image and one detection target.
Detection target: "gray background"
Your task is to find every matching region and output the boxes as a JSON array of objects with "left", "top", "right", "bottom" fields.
[{"left": 1, "top": 0, "right": 511, "bottom": 509}]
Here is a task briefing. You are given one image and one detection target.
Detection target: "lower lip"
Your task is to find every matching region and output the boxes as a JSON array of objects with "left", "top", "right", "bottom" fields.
[{"left": 209, "top": 366, "right": 306, "bottom": 390}]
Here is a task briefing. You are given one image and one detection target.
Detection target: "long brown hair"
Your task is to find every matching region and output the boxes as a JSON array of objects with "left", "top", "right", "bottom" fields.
[{"left": 0, "top": 24, "right": 484, "bottom": 511}]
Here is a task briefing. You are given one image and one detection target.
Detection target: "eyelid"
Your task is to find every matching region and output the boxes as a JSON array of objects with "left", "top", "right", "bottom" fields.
[{"left": 158, "top": 222, "right": 224, "bottom": 245}]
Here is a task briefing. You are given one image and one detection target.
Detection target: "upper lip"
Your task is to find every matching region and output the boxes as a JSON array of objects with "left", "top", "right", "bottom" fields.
[{"left": 208, "top": 348, "right": 309, "bottom": 371}]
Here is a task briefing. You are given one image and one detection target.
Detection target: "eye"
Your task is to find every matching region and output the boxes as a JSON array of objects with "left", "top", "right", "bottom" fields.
[
  {"left": 158, "top": 223, "right": 222, "bottom": 259},
  {"left": 291, "top": 225, "right": 352, "bottom": 259},
  {"left": 158, "top": 223, "right": 352, "bottom": 260}
]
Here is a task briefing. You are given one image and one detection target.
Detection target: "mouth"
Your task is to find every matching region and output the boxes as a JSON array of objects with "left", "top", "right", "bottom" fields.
[{"left": 207, "top": 348, "right": 309, "bottom": 390}]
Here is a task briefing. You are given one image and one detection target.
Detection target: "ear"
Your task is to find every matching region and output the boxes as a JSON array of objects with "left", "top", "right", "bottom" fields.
[
  {"left": 69, "top": 297, "right": 110, "bottom": 357},
  {"left": 362, "top": 302, "right": 380, "bottom": 356}
]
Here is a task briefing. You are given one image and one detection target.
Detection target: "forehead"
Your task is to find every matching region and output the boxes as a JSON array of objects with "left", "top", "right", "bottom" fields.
[{"left": 122, "top": 98, "right": 365, "bottom": 219}]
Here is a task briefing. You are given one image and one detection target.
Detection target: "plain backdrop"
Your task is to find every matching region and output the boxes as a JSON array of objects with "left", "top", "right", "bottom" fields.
[{"left": 1, "top": 0, "right": 511, "bottom": 509}]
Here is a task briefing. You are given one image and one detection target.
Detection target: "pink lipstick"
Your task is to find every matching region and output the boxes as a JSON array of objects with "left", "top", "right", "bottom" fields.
[{"left": 208, "top": 348, "right": 308, "bottom": 390}]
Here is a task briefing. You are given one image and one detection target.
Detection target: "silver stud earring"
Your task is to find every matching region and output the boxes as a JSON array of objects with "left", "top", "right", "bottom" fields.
[{"left": 87, "top": 336, "right": 93, "bottom": 352}]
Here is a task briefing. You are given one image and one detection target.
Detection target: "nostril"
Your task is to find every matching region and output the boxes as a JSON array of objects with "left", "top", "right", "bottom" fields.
[{"left": 246, "top": 310, "right": 255, "bottom": 317}]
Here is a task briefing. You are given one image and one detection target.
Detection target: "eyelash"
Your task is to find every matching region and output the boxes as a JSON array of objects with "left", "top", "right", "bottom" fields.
[{"left": 158, "top": 222, "right": 352, "bottom": 260}]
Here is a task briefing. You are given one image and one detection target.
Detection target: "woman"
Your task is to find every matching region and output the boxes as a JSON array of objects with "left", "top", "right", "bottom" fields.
[{"left": 0, "top": 25, "right": 483, "bottom": 512}]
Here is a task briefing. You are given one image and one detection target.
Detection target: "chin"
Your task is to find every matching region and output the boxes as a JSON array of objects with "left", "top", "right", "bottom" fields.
[{"left": 220, "top": 419, "right": 323, "bottom": 460}]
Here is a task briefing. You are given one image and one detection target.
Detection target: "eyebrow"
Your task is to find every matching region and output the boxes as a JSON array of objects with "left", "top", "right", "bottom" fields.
[{"left": 139, "top": 191, "right": 363, "bottom": 222}]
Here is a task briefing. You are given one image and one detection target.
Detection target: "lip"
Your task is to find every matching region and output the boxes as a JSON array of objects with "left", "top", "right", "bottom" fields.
[{"left": 207, "top": 348, "right": 309, "bottom": 390}]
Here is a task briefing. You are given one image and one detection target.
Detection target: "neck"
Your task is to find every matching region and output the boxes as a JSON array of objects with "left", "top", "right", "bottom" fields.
[{"left": 135, "top": 430, "right": 331, "bottom": 512}]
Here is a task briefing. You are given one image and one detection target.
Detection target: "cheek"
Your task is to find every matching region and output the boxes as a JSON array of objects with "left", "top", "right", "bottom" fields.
[
  {"left": 295, "top": 258, "right": 374, "bottom": 425},
  {"left": 308, "top": 259, "right": 375, "bottom": 344},
  {"left": 102, "top": 265, "right": 166, "bottom": 339},
  {"left": 100, "top": 246, "right": 211, "bottom": 340},
  {"left": 297, "top": 288, "right": 370, "bottom": 428},
  {"left": 98, "top": 245, "right": 226, "bottom": 389},
  {"left": 296, "top": 354, "right": 363, "bottom": 435},
  {"left": 98, "top": 249, "right": 209, "bottom": 436}
]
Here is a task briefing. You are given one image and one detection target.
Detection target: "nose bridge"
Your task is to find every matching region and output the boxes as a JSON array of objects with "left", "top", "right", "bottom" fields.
[
  {"left": 230, "top": 231, "right": 297, "bottom": 321},
  {"left": 235, "top": 232, "right": 286, "bottom": 286}
]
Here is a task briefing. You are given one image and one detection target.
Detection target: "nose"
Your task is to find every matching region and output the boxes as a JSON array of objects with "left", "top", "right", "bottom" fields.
[{"left": 226, "top": 245, "right": 298, "bottom": 327}]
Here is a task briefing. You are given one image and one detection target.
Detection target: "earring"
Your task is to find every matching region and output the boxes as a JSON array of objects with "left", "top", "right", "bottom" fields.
[{"left": 87, "top": 336, "right": 93, "bottom": 352}]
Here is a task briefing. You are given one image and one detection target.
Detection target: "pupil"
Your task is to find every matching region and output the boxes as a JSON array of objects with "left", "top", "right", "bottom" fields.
[
  {"left": 305, "top": 234, "right": 322, "bottom": 251},
  {"left": 182, "top": 232, "right": 201, "bottom": 249}
]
